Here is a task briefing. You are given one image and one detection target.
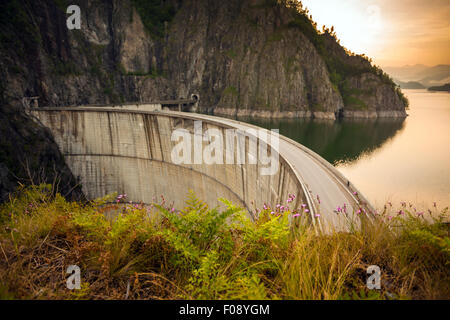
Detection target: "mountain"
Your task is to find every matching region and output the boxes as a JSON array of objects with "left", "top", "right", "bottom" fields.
[
  {"left": 394, "top": 80, "right": 426, "bottom": 89},
  {"left": 428, "top": 83, "right": 450, "bottom": 92},
  {"left": 0, "top": 0, "right": 408, "bottom": 200},
  {"left": 385, "top": 64, "right": 450, "bottom": 88},
  {"left": 0, "top": 0, "right": 407, "bottom": 118}
]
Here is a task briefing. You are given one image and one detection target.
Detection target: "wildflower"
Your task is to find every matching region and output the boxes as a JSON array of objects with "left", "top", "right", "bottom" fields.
[
  {"left": 314, "top": 213, "right": 320, "bottom": 218},
  {"left": 316, "top": 195, "right": 321, "bottom": 204},
  {"left": 301, "top": 204, "right": 307, "bottom": 208},
  {"left": 336, "top": 206, "right": 342, "bottom": 213},
  {"left": 398, "top": 210, "right": 405, "bottom": 216},
  {"left": 357, "top": 208, "right": 362, "bottom": 215},
  {"left": 293, "top": 213, "right": 301, "bottom": 218},
  {"left": 417, "top": 211, "right": 424, "bottom": 217},
  {"left": 271, "top": 211, "right": 275, "bottom": 215},
  {"left": 388, "top": 216, "right": 393, "bottom": 221},
  {"left": 276, "top": 204, "right": 281, "bottom": 209},
  {"left": 305, "top": 209, "right": 310, "bottom": 213},
  {"left": 171, "top": 208, "right": 175, "bottom": 213},
  {"left": 353, "top": 191, "right": 358, "bottom": 196},
  {"left": 401, "top": 201, "right": 406, "bottom": 207},
  {"left": 287, "top": 198, "right": 293, "bottom": 204},
  {"left": 263, "top": 204, "right": 268, "bottom": 210}
]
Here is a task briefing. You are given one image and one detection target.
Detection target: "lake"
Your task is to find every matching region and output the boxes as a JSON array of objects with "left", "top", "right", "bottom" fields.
[{"left": 237, "top": 89, "right": 450, "bottom": 210}]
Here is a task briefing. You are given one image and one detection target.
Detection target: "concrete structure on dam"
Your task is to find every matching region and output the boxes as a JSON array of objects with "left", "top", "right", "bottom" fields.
[{"left": 31, "top": 106, "right": 375, "bottom": 232}]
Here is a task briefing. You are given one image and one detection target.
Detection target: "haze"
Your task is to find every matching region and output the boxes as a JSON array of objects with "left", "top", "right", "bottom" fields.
[{"left": 300, "top": 0, "right": 450, "bottom": 67}]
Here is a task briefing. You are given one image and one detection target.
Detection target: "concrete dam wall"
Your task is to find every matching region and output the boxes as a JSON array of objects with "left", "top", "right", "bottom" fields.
[{"left": 31, "top": 108, "right": 307, "bottom": 215}]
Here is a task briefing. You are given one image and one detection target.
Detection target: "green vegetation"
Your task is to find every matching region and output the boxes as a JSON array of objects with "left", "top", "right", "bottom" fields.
[
  {"left": 132, "top": 0, "right": 177, "bottom": 38},
  {"left": 224, "top": 49, "right": 238, "bottom": 59},
  {"left": 278, "top": 0, "right": 409, "bottom": 108},
  {"left": 0, "top": 185, "right": 448, "bottom": 300},
  {"left": 0, "top": 0, "right": 41, "bottom": 57},
  {"left": 223, "top": 86, "right": 239, "bottom": 97},
  {"left": 52, "top": 60, "right": 81, "bottom": 76}
]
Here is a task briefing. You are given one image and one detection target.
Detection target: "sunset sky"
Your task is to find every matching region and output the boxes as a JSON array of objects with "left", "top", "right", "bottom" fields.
[{"left": 300, "top": 0, "right": 450, "bottom": 67}]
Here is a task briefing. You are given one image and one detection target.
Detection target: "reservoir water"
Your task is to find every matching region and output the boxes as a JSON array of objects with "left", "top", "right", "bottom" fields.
[{"left": 238, "top": 89, "right": 450, "bottom": 210}]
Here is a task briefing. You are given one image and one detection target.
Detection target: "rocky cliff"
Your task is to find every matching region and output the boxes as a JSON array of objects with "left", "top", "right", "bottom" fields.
[
  {"left": 1, "top": 0, "right": 407, "bottom": 117},
  {"left": 0, "top": 0, "right": 407, "bottom": 200}
]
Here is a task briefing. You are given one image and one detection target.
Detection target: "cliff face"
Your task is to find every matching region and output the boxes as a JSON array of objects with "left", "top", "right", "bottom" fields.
[
  {"left": 0, "top": 0, "right": 407, "bottom": 199},
  {"left": 0, "top": 0, "right": 407, "bottom": 118}
]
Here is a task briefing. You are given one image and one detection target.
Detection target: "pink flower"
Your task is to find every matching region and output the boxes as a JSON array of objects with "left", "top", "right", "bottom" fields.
[
  {"left": 305, "top": 209, "right": 310, "bottom": 213},
  {"left": 301, "top": 204, "right": 307, "bottom": 208},
  {"left": 353, "top": 192, "right": 358, "bottom": 196},
  {"left": 315, "top": 213, "right": 320, "bottom": 218},
  {"left": 293, "top": 213, "right": 301, "bottom": 218}
]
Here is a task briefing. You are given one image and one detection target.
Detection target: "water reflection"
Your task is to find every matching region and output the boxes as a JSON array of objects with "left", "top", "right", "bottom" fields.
[{"left": 234, "top": 117, "right": 406, "bottom": 166}]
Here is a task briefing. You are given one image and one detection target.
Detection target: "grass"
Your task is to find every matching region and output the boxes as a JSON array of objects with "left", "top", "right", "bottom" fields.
[{"left": 0, "top": 185, "right": 448, "bottom": 300}]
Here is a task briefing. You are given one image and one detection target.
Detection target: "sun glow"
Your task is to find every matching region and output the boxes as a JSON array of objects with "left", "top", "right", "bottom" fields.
[
  {"left": 300, "top": 0, "right": 386, "bottom": 58},
  {"left": 299, "top": 0, "right": 450, "bottom": 67}
]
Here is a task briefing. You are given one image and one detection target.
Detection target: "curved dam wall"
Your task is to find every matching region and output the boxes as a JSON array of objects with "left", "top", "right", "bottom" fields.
[{"left": 31, "top": 108, "right": 307, "bottom": 215}]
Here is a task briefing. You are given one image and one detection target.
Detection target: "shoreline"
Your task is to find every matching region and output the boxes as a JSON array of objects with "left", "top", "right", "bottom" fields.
[{"left": 213, "top": 107, "right": 408, "bottom": 120}]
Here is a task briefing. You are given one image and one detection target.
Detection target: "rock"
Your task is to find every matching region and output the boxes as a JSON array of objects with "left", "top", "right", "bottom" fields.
[{"left": 0, "top": 0, "right": 406, "bottom": 117}]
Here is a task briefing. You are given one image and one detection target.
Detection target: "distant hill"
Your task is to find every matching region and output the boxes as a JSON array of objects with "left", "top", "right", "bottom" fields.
[
  {"left": 385, "top": 65, "right": 450, "bottom": 88},
  {"left": 428, "top": 83, "right": 450, "bottom": 92},
  {"left": 394, "top": 79, "right": 426, "bottom": 89}
]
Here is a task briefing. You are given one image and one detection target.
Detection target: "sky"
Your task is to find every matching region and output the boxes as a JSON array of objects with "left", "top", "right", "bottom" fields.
[{"left": 300, "top": 0, "right": 450, "bottom": 67}]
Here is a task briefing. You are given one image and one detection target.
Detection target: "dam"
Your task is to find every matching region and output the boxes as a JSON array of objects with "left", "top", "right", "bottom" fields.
[{"left": 31, "top": 106, "right": 375, "bottom": 232}]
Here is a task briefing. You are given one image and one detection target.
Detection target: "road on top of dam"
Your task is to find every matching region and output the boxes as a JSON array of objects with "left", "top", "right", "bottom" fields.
[{"left": 170, "top": 111, "right": 374, "bottom": 232}]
